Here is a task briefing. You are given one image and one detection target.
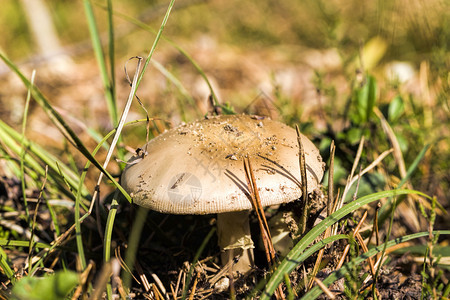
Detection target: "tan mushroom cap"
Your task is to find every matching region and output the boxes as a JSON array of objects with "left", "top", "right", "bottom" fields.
[{"left": 121, "top": 114, "right": 325, "bottom": 214}]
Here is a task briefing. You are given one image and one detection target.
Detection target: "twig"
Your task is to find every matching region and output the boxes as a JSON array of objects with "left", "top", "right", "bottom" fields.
[
  {"left": 336, "top": 211, "right": 368, "bottom": 270},
  {"left": 295, "top": 125, "right": 308, "bottom": 235},
  {"left": 173, "top": 268, "right": 183, "bottom": 300},
  {"left": 188, "top": 273, "right": 201, "bottom": 300},
  {"left": 28, "top": 165, "right": 48, "bottom": 274},
  {"left": 327, "top": 140, "right": 335, "bottom": 217},
  {"left": 313, "top": 277, "right": 336, "bottom": 299},
  {"left": 243, "top": 158, "right": 275, "bottom": 266},
  {"left": 243, "top": 157, "right": 284, "bottom": 300}
]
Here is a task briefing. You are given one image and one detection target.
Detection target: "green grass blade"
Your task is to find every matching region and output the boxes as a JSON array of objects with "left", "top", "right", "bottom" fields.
[
  {"left": 0, "top": 246, "right": 15, "bottom": 283},
  {"left": 259, "top": 189, "right": 429, "bottom": 299},
  {"left": 122, "top": 207, "right": 149, "bottom": 289},
  {"left": 107, "top": 0, "right": 116, "bottom": 113},
  {"left": 0, "top": 119, "right": 89, "bottom": 199},
  {"left": 134, "top": 0, "right": 176, "bottom": 93},
  {"left": 0, "top": 240, "right": 50, "bottom": 248},
  {"left": 0, "top": 52, "right": 131, "bottom": 203},
  {"left": 248, "top": 234, "right": 347, "bottom": 299},
  {"left": 378, "top": 143, "right": 432, "bottom": 226},
  {"left": 72, "top": 119, "right": 147, "bottom": 271},
  {"left": 27, "top": 120, "right": 144, "bottom": 276},
  {"left": 284, "top": 273, "right": 294, "bottom": 300},
  {"left": 20, "top": 70, "right": 35, "bottom": 223},
  {"left": 104, "top": 190, "right": 120, "bottom": 300},
  {"left": 397, "top": 142, "right": 432, "bottom": 189},
  {"left": 301, "top": 230, "right": 450, "bottom": 300},
  {"left": 83, "top": 0, "right": 117, "bottom": 126}
]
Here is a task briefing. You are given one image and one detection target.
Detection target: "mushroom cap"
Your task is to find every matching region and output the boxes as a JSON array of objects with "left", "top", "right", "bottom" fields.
[{"left": 121, "top": 114, "right": 324, "bottom": 214}]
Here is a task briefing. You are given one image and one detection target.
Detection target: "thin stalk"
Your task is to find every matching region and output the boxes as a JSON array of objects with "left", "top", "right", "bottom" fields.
[
  {"left": 83, "top": 0, "right": 117, "bottom": 126},
  {"left": 107, "top": 0, "right": 116, "bottom": 107},
  {"left": 104, "top": 190, "right": 120, "bottom": 300},
  {"left": 28, "top": 165, "right": 48, "bottom": 275},
  {"left": 327, "top": 140, "right": 335, "bottom": 217},
  {"left": 20, "top": 70, "right": 35, "bottom": 223},
  {"left": 135, "top": 0, "right": 176, "bottom": 92},
  {"left": 88, "top": 56, "right": 142, "bottom": 216},
  {"left": 122, "top": 207, "right": 149, "bottom": 290},
  {"left": 295, "top": 125, "right": 308, "bottom": 235}
]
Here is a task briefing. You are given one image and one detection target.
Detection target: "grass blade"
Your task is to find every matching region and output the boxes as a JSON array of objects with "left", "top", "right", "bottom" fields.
[
  {"left": 103, "top": 190, "right": 120, "bottom": 300},
  {"left": 248, "top": 234, "right": 348, "bottom": 299},
  {"left": 83, "top": 0, "right": 117, "bottom": 126},
  {"left": 259, "top": 189, "right": 429, "bottom": 299},
  {"left": 0, "top": 240, "right": 50, "bottom": 248},
  {"left": 0, "top": 120, "right": 86, "bottom": 198},
  {"left": 0, "top": 246, "right": 15, "bottom": 283},
  {"left": 122, "top": 207, "right": 149, "bottom": 289},
  {"left": 301, "top": 230, "right": 450, "bottom": 300},
  {"left": 0, "top": 52, "right": 131, "bottom": 203},
  {"left": 378, "top": 143, "right": 433, "bottom": 226},
  {"left": 134, "top": 0, "right": 176, "bottom": 93},
  {"left": 20, "top": 70, "right": 35, "bottom": 222}
]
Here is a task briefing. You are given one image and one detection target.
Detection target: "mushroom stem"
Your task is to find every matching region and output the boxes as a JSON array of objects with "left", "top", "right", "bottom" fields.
[{"left": 217, "top": 211, "right": 254, "bottom": 275}]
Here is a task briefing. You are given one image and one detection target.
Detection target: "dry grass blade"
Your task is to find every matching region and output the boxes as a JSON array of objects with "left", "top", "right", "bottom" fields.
[
  {"left": 313, "top": 277, "right": 336, "bottom": 299},
  {"left": 374, "top": 106, "right": 420, "bottom": 231},
  {"left": 134, "top": 262, "right": 151, "bottom": 293},
  {"left": 307, "top": 227, "right": 330, "bottom": 290},
  {"left": 307, "top": 140, "right": 336, "bottom": 290},
  {"left": 355, "top": 231, "right": 380, "bottom": 300},
  {"left": 295, "top": 125, "right": 308, "bottom": 235},
  {"left": 335, "top": 136, "right": 365, "bottom": 216},
  {"left": 172, "top": 268, "right": 183, "bottom": 300},
  {"left": 89, "top": 56, "right": 143, "bottom": 215},
  {"left": 115, "top": 246, "right": 140, "bottom": 284},
  {"left": 336, "top": 211, "right": 368, "bottom": 270},
  {"left": 243, "top": 157, "right": 284, "bottom": 300},
  {"left": 71, "top": 260, "right": 95, "bottom": 300},
  {"left": 367, "top": 202, "right": 382, "bottom": 261},
  {"left": 327, "top": 140, "right": 335, "bottom": 217},
  {"left": 89, "top": 261, "right": 113, "bottom": 300},
  {"left": 355, "top": 232, "right": 376, "bottom": 277},
  {"left": 243, "top": 157, "right": 275, "bottom": 265},
  {"left": 188, "top": 272, "right": 201, "bottom": 300},
  {"left": 339, "top": 148, "right": 393, "bottom": 209},
  {"left": 152, "top": 283, "right": 164, "bottom": 300},
  {"left": 306, "top": 141, "right": 336, "bottom": 290}
]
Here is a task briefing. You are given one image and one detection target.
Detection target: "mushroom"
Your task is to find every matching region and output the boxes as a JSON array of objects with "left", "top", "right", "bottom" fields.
[{"left": 121, "top": 114, "right": 324, "bottom": 275}]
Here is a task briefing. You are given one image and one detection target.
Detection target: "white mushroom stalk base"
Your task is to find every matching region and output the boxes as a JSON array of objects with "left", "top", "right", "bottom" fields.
[{"left": 217, "top": 211, "right": 255, "bottom": 275}]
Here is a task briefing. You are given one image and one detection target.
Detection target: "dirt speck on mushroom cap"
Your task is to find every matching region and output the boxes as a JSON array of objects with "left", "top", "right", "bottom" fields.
[{"left": 121, "top": 114, "right": 325, "bottom": 214}]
